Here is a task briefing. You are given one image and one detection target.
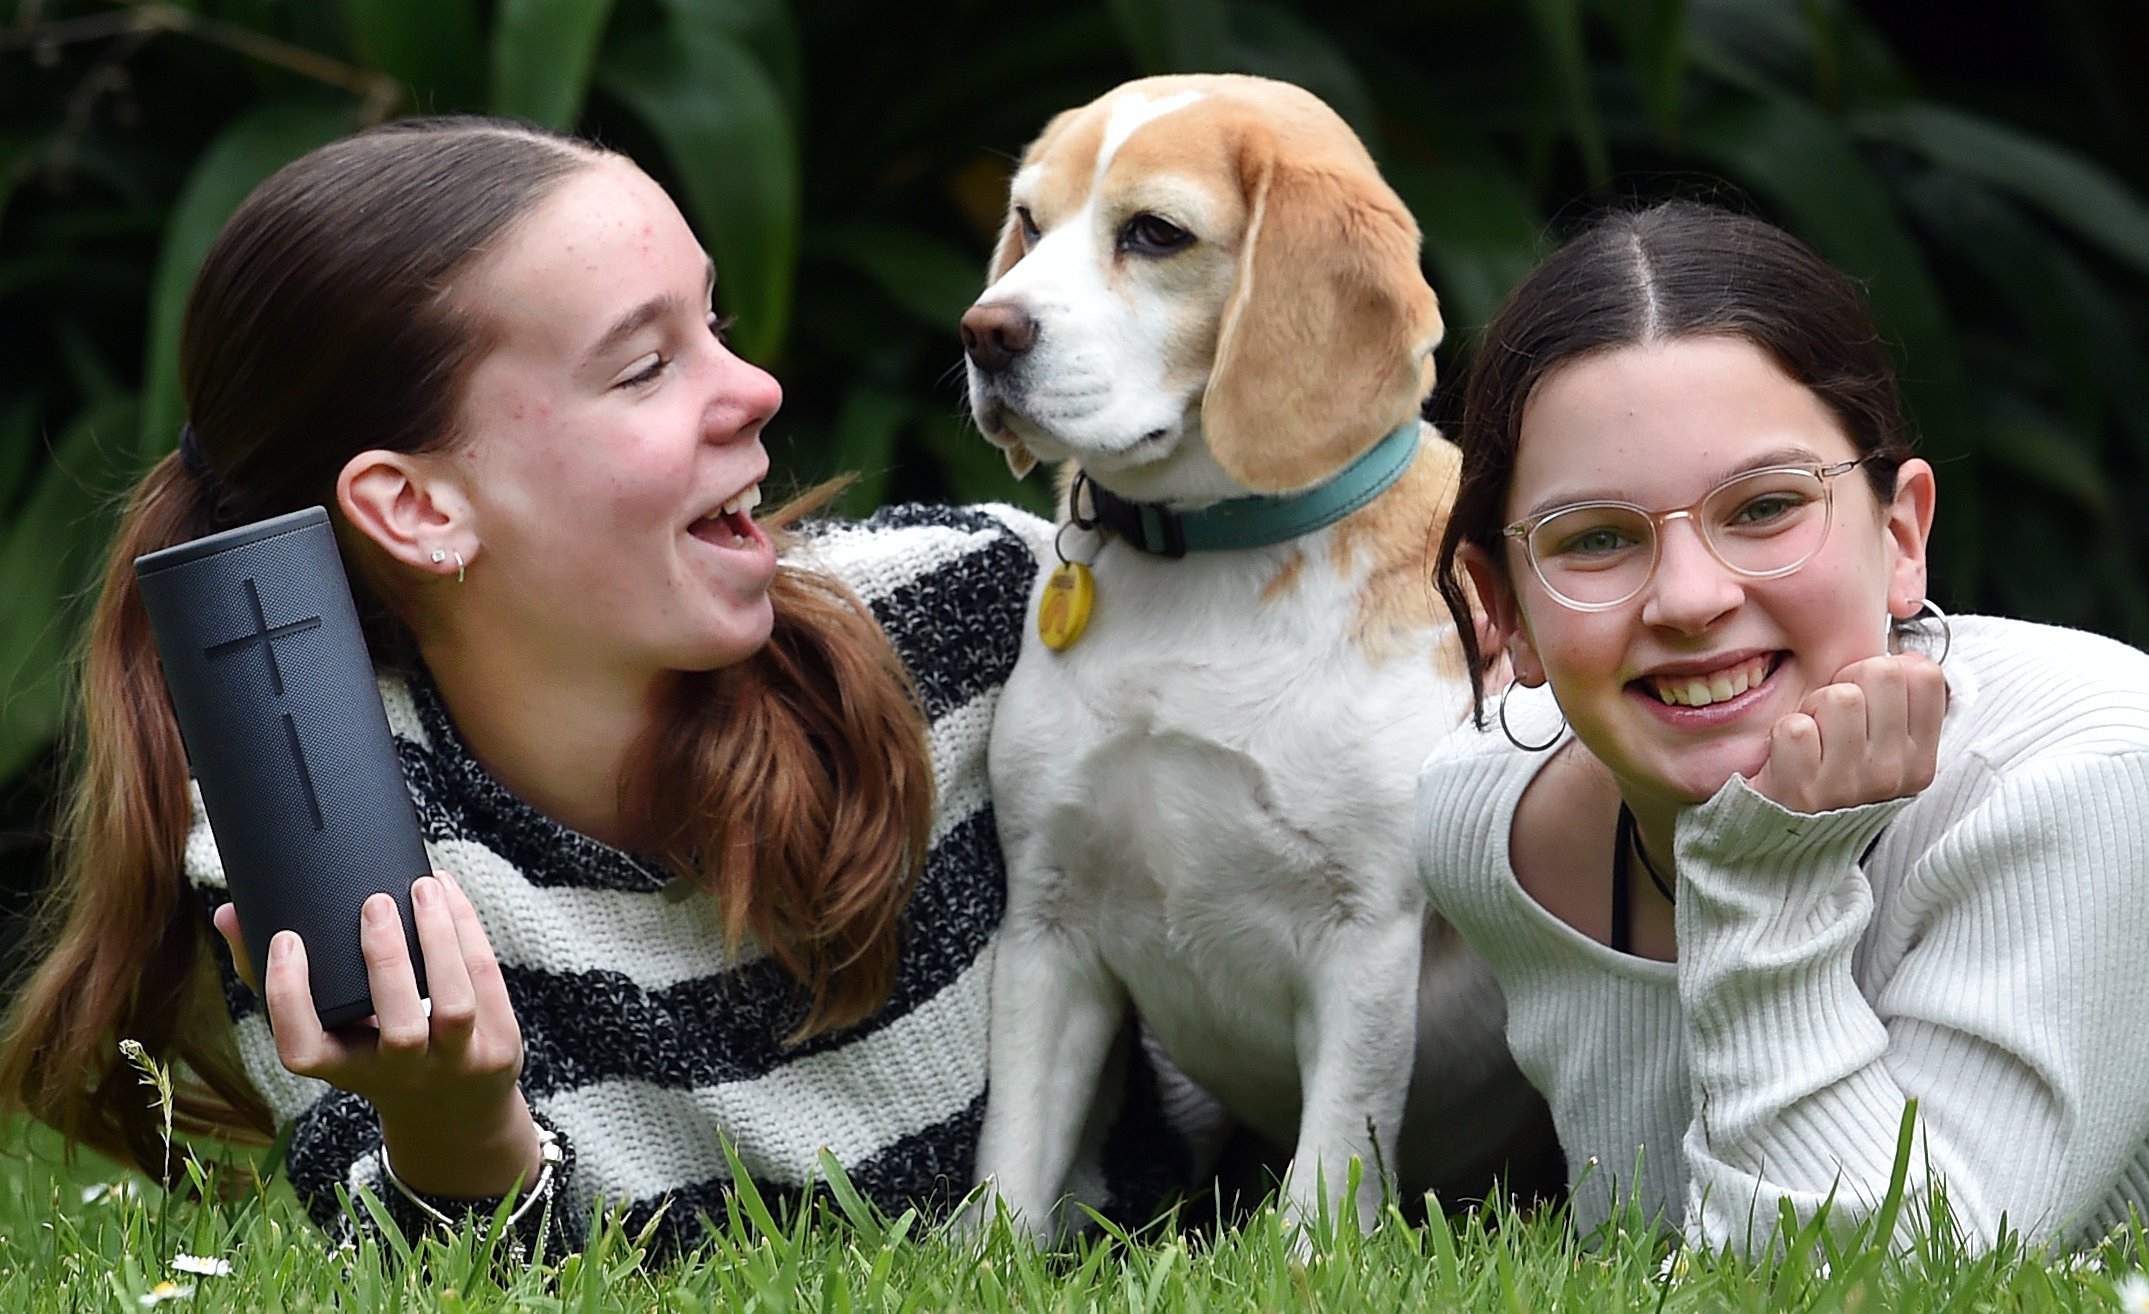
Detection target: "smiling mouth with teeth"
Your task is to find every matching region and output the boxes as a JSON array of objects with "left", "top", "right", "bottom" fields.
[
  {"left": 690, "top": 483, "right": 763, "bottom": 548},
  {"left": 1640, "top": 653, "right": 1780, "bottom": 708}
]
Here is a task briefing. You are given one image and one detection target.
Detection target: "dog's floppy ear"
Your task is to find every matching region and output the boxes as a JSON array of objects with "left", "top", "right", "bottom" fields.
[{"left": 1203, "top": 131, "right": 1443, "bottom": 493}]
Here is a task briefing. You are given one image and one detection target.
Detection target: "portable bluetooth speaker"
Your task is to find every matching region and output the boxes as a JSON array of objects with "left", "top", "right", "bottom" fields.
[{"left": 135, "top": 505, "right": 429, "bottom": 1029}]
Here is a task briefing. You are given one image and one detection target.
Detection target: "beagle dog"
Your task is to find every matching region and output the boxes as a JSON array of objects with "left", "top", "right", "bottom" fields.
[{"left": 961, "top": 74, "right": 1548, "bottom": 1239}]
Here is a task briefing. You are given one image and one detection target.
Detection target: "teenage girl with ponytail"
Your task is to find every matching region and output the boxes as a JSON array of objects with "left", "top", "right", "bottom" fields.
[{"left": 0, "top": 116, "right": 1202, "bottom": 1255}]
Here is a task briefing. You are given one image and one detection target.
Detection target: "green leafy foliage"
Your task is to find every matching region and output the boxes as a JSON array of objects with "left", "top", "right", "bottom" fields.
[
  {"left": 0, "top": 396, "right": 130, "bottom": 785},
  {"left": 596, "top": 8, "right": 799, "bottom": 363},
  {"left": 137, "top": 98, "right": 360, "bottom": 463},
  {"left": 2, "top": 0, "right": 2146, "bottom": 900},
  {"left": 490, "top": 0, "right": 618, "bottom": 130}
]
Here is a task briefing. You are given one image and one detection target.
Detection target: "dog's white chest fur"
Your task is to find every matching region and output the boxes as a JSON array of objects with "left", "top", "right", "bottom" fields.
[{"left": 992, "top": 533, "right": 1484, "bottom": 1145}]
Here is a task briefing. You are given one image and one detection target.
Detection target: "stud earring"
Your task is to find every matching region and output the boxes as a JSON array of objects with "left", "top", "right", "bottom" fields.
[{"left": 429, "top": 547, "right": 467, "bottom": 584}]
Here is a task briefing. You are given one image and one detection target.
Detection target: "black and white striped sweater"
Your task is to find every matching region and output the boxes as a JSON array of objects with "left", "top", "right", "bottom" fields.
[{"left": 186, "top": 503, "right": 1199, "bottom": 1254}]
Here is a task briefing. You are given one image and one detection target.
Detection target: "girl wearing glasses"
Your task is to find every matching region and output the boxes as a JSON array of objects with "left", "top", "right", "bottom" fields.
[{"left": 1422, "top": 201, "right": 2149, "bottom": 1252}]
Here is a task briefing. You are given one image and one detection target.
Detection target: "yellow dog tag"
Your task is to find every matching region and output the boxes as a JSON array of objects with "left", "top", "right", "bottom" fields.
[{"left": 1037, "top": 560, "right": 1094, "bottom": 651}]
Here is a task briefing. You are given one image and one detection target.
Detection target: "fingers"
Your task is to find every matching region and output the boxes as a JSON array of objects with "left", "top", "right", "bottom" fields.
[
  {"left": 1761, "top": 653, "right": 1945, "bottom": 813},
  {"left": 211, "top": 901, "right": 257, "bottom": 994},
  {"left": 248, "top": 871, "right": 522, "bottom": 1123},
  {"left": 362, "top": 892, "right": 432, "bottom": 1064},
  {"left": 1858, "top": 658, "right": 1917, "bottom": 794},
  {"left": 1764, "top": 712, "right": 1822, "bottom": 798},
  {"left": 438, "top": 871, "right": 524, "bottom": 1071},
  {"left": 1831, "top": 654, "right": 1943, "bottom": 797},
  {"left": 262, "top": 931, "right": 351, "bottom": 1077},
  {"left": 1853, "top": 655, "right": 1908, "bottom": 759},
  {"left": 1902, "top": 654, "right": 1947, "bottom": 792},
  {"left": 370, "top": 872, "right": 521, "bottom": 1076},
  {"left": 439, "top": 873, "right": 511, "bottom": 1020},
  {"left": 1803, "top": 679, "right": 1874, "bottom": 805},
  {"left": 410, "top": 875, "right": 477, "bottom": 1056}
]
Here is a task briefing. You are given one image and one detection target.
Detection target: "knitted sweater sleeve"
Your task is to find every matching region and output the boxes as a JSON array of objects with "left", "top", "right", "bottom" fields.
[{"left": 1673, "top": 750, "right": 2149, "bottom": 1251}]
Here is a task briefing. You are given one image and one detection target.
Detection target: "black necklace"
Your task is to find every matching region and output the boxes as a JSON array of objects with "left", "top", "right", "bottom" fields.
[
  {"left": 1624, "top": 804, "right": 1676, "bottom": 904},
  {"left": 1610, "top": 803, "right": 1675, "bottom": 954}
]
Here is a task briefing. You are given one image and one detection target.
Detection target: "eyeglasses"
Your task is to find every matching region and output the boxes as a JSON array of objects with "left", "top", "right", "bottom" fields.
[{"left": 1502, "top": 458, "right": 1877, "bottom": 611}]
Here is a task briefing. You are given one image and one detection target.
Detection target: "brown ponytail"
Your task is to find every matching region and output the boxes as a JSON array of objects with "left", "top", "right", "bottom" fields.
[
  {"left": 627, "top": 485, "right": 935, "bottom": 1041},
  {"left": 0, "top": 455, "right": 274, "bottom": 1174}
]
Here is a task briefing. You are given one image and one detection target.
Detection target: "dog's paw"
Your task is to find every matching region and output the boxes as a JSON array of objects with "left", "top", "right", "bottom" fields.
[{"left": 948, "top": 1182, "right": 1053, "bottom": 1251}]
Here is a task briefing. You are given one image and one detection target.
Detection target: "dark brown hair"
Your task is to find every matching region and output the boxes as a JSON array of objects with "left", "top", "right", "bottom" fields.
[
  {"left": 0, "top": 117, "right": 933, "bottom": 1175},
  {"left": 1435, "top": 200, "right": 1918, "bottom": 725}
]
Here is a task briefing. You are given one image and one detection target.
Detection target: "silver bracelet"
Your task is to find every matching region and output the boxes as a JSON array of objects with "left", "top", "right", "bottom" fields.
[{"left": 377, "top": 1117, "right": 563, "bottom": 1230}]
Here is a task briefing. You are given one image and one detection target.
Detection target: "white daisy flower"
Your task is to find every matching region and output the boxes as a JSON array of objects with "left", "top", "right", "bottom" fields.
[
  {"left": 136, "top": 1281, "right": 194, "bottom": 1306},
  {"left": 2115, "top": 1270, "right": 2149, "bottom": 1314},
  {"left": 80, "top": 1180, "right": 140, "bottom": 1205},
  {"left": 170, "top": 1255, "right": 231, "bottom": 1277}
]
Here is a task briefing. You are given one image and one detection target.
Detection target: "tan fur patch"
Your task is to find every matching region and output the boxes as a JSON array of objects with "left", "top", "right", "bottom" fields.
[
  {"left": 1331, "top": 428, "right": 1468, "bottom": 676},
  {"left": 1261, "top": 548, "right": 1305, "bottom": 604},
  {"left": 1016, "top": 106, "right": 1107, "bottom": 228}
]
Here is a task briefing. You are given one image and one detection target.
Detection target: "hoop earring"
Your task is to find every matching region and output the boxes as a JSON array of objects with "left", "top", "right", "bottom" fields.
[
  {"left": 1497, "top": 681, "right": 1566, "bottom": 753},
  {"left": 429, "top": 547, "right": 467, "bottom": 585},
  {"left": 1891, "top": 597, "right": 1952, "bottom": 666}
]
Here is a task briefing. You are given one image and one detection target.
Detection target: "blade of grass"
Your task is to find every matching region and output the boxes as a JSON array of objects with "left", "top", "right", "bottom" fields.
[
  {"left": 717, "top": 1136, "right": 784, "bottom": 1243},
  {"left": 815, "top": 1146, "right": 884, "bottom": 1248},
  {"left": 347, "top": 1184, "right": 416, "bottom": 1268},
  {"left": 1869, "top": 1097, "right": 1918, "bottom": 1249}
]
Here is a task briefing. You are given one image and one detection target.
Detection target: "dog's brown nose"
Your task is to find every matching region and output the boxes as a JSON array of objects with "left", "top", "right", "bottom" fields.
[{"left": 961, "top": 302, "right": 1038, "bottom": 374}]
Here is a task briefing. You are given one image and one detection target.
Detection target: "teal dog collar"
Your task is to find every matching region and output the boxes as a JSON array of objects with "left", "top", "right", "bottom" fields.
[{"left": 1075, "top": 421, "right": 1422, "bottom": 557}]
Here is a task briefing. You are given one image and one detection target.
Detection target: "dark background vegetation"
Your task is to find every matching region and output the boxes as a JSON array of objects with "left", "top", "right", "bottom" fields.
[{"left": 4, "top": 0, "right": 2147, "bottom": 972}]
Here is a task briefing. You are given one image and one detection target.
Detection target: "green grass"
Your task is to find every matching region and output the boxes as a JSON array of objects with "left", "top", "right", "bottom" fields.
[{"left": 3, "top": 1117, "right": 2144, "bottom": 1313}]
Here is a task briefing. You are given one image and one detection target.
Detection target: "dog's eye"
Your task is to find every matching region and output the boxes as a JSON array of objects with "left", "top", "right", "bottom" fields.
[
  {"left": 1015, "top": 206, "right": 1041, "bottom": 245},
  {"left": 1118, "top": 213, "right": 1193, "bottom": 256}
]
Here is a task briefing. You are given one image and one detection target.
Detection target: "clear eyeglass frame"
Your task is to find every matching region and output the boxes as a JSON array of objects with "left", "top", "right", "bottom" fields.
[{"left": 1502, "top": 456, "right": 1878, "bottom": 612}]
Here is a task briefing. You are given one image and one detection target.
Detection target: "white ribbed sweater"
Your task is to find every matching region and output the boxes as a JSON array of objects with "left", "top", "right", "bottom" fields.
[{"left": 1416, "top": 615, "right": 2149, "bottom": 1252}]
